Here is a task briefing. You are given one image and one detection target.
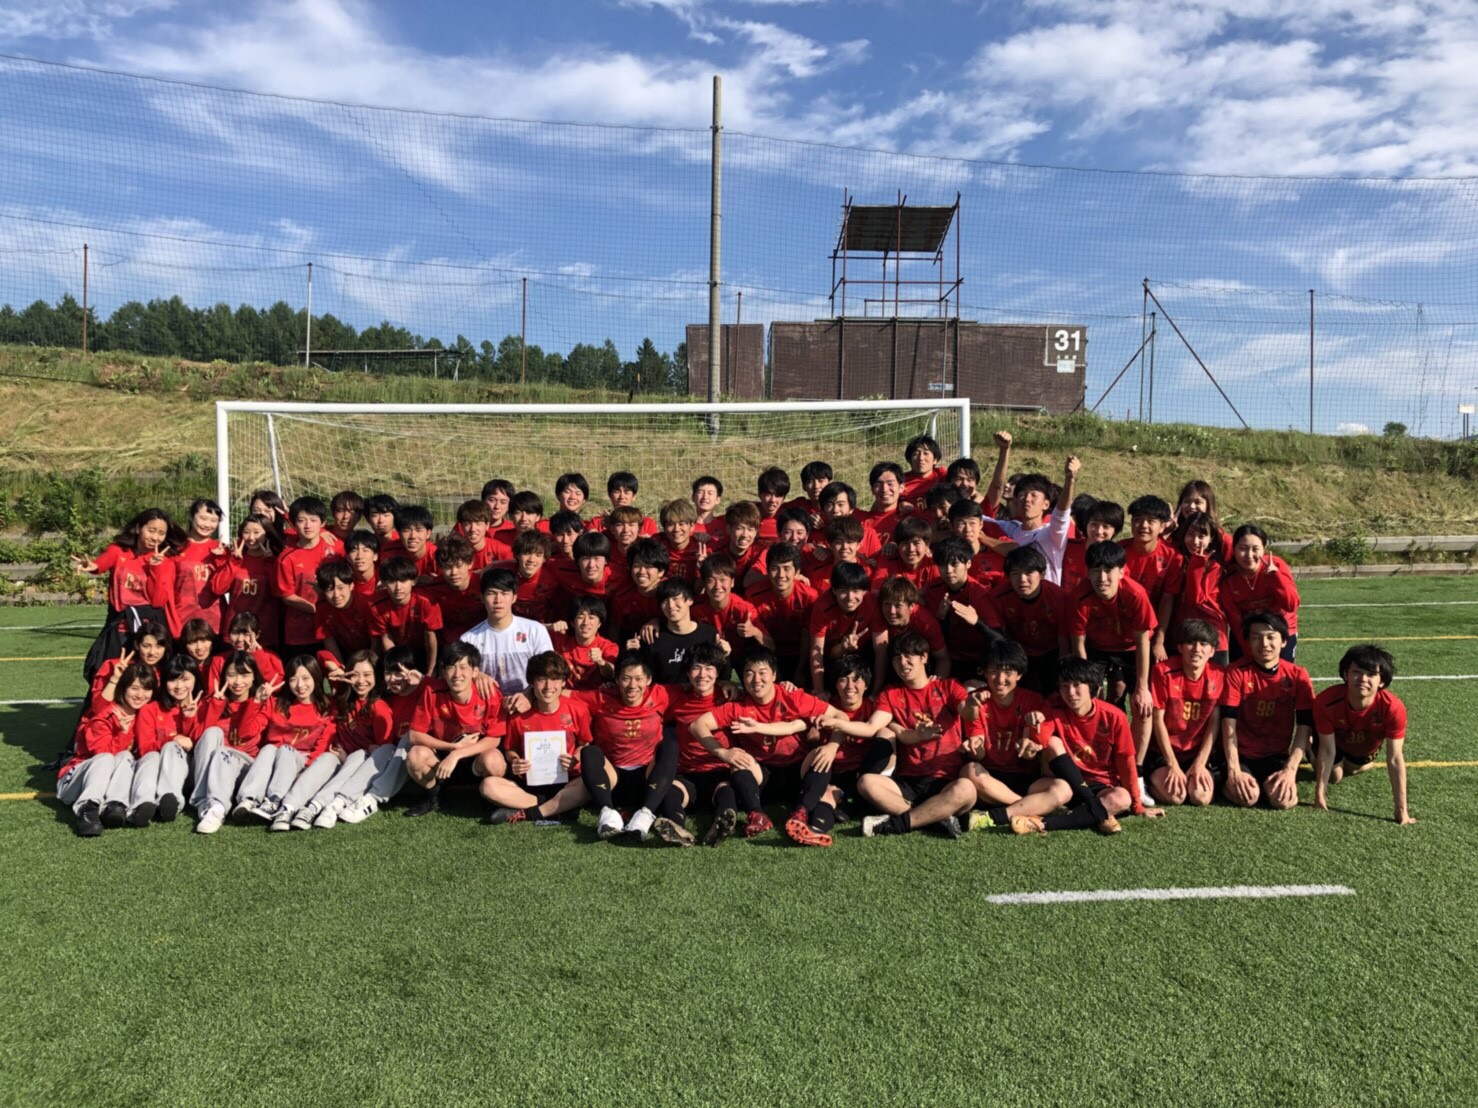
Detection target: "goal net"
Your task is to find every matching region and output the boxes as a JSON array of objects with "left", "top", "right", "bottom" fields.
[{"left": 216, "top": 400, "right": 971, "bottom": 534}]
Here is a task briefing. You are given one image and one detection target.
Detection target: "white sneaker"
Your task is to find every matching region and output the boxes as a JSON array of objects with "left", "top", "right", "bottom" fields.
[
  {"left": 338, "top": 795, "right": 379, "bottom": 825},
  {"left": 230, "top": 799, "right": 259, "bottom": 822},
  {"left": 1138, "top": 777, "right": 1158, "bottom": 807},
  {"left": 269, "top": 811, "right": 292, "bottom": 832},
  {"left": 197, "top": 805, "right": 226, "bottom": 834},
  {"left": 625, "top": 807, "right": 656, "bottom": 841},
  {"left": 313, "top": 796, "right": 346, "bottom": 829},
  {"left": 861, "top": 814, "right": 889, "bottom": 838},
  {"left": 289, "top": 808, "right": 315, "bottom": 831},
  {"left": 596, "top": 806, "right": 624, "bottom": 840}
]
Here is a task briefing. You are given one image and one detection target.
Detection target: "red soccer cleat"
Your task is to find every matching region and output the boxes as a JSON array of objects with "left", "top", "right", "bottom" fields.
[{"left": 744, "top": 811, "right": 774, "bottom": 838}]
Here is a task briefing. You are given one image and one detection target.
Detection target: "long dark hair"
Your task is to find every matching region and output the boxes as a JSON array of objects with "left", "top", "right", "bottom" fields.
[
  {"left": 277, "top": 655, "right": 332, "bottom": 716},
  {"left": 334, "top": 649, "right": 382, "bottom": 719},
  {"left": 111, "top": 508, "right": 187, "bottom": 555},
  {"left": 155, "top": 655, "right": 202, "bottom": 707}
]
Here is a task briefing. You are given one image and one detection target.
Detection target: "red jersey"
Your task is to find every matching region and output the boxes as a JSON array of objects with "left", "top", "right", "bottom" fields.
[
  {"left": 337, "top": 696, "right": 397, "bottom": 755},
  {"left": 870, "top": 607, "right": 946, "bottom": 655},
  {"left": 857, "top": 506, "right": 903, "bottom": 542},
  {"left": 550, "top": 631, "right": 620, "bottom": 691},
  {"left": 1120, "top": 539, "right": 1183, "bottom": 608},
  {"left": 1065, "top": 577, "right": 1158, "bottom": 653},
  {"left": 314, "top": 593, "right": 376, "bottom": 655},
  {"left": 275, "top": 541, "right": 338, "bottom": 645},
  {"left": 1220, "top": 559, "right": 1300, "bottom": 654},
  {"left": 263, "top": 700, "right": 336, "bottom": 762},
  {"left": 695, "top": 594, "right": 769, "bottom": 657},
  {"left": 964, "top": 687, "right": 1048, "bottom": 773},
  {"left": 199, "top": 696, "right": 268, "bottom": 756},
  {"left": 869, "top": 557, "right": 939, "bottom": 591},
  {"left": 157, "top": 538, "right": 225, "bottom": 636},
  {"left": 1040, "top": 699, "right": 1141, "bottom": 809},
  {"left": 350, "top": 571, "right": 380, "bottom": 600},
  {"left": 135, "top": 701, "right": 205, "bottom": 756},
  {"left": 367, "top": 592, "right": 444, "bottom": 647},
  {"left": 469, "top": 536, "right": 514, "bottom": 573},
  {"left": 1060, "top": 538, "right": 1087, "bottom": 594},
  {"left": 573, "top": 684, "right": 670, "bottom": 766},
  {"left": 93, "top": 544, "right": 164, "bottom": 612},
  {"left": 608, "top": 579, "right": 663, "bottom": 640},
  {"left": 1313, "top": 686, "right": 1406, "bottom": 760},
  {"left": 410, "top": 679, "right": 506, "bottom": 742},
  {"left": 493, "top": 561, "right": 561, "bottom": 625},
  {"left": 1165, "top": 552, "right": 1228, "bottom": 650},
  {"left": 901, "top": 466, "right": 948, "bottom": 510},
  {"left": 1220, "top": 658, "right": 1315, "bottom": 760},
  {"left": 504, "top": 697, "right": 593, "bottom": 762},
  {"left": 706, "top": 687, "right": 831, "bottom": 767},
  {"left": 659, "top": 537, "right": 702, "bottom": 581},
  {"left": 821, "top": 695, "right": 877, "bottom": 772},
  {"left": 205, "top": 649, "right": 284, "bottom": 694},
  {"left": 808, "top": 592, "right": 880, "bottom": 656},
  {"left": 924, "top": 578, "right": 1002, "bottom": 668},
  {"left": 746, "top": 579, "right": 820, "bottom": 657},
  {"left": 876, "top": 677, "right": 969, "bottom": 778},
  {"left": 211, "top": 553, "right": 281, "bottom": 646},
  {"left": 969, "top": 544, "right": 1011, "bottom": 582},
  {"left": 62, "top": 705, "right": 140, "bottom": 777},
  {"left": 418, "top": 579, "right": 487, "bottom": 644},
  {"left": 1149, "top": 659, "right": 1225, "bottom": 757},
  {"left": 665, "top": 685, "right": 729, "bottom": 774}
]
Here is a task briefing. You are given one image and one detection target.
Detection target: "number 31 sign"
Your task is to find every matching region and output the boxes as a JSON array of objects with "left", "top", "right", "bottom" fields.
[{"left": 1044, "top": 326, "right": 1086, "bottom": 371}]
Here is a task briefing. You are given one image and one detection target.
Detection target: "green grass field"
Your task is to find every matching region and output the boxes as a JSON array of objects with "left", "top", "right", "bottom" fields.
[{"left": 3, "top": 577, "right": 1477, "bottom": 1105}]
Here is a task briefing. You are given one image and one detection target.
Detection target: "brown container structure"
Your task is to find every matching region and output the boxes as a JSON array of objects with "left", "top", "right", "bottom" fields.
[{"left": 686, "top": 323, "right": 766, "bottom": 400}]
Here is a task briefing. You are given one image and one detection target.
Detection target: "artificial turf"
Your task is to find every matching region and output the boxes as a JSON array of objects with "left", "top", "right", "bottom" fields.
[{"left": 2, "top": 579, "right": 1476, "bottom": 1105}]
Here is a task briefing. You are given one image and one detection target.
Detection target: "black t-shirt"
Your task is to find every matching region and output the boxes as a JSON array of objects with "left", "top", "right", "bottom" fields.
[{"left": 649, "top": 623, "right": 720, "bottom": 685}]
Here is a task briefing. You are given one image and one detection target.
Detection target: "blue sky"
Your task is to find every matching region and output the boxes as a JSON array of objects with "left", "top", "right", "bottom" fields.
[{"left": 1, "top": 0, "right": 1476, "bottom": 435}]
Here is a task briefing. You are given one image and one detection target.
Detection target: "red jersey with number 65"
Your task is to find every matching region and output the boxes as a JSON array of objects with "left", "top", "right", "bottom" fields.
[{"left": 1313, "top": 686, "right": 1406, "bottom": 760}]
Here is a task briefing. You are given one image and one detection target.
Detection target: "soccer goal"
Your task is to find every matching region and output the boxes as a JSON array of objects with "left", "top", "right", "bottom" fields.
[{"left": 214, "top": 399, "right": 972, "bottom": 535}]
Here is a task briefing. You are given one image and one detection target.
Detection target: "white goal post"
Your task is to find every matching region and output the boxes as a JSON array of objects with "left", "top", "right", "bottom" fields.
[{"left": 215, "top": 399, "right": 972, "bottom": 538}]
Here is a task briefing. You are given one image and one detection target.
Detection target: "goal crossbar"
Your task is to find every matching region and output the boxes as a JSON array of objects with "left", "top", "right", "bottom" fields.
[{"left": 215, "top": 398, "right": 972, "bottom": 539}]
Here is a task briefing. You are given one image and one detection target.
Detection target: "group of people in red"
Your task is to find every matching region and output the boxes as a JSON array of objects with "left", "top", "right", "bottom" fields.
[{"left": 54, "top": 427, "right": 1414, "bottom": 844}]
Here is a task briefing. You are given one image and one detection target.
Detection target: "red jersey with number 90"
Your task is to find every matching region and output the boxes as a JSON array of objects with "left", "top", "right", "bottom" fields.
[{"left": 1150, "top": 659, "right": 1225, "bottom": 756}]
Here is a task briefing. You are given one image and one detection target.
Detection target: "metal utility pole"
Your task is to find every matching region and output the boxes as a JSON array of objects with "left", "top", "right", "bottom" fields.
[
  {"left": 304, "top": 262, "right": 313, "bottom": 368},
  {"left": 82, "top": 243, "right": 89, "bottom": 355},
  {"left": 707, "top": 75, "right": 723, "bottom": 421},
  {"left": 1309, "top": 289, "right": 1315, "bottom": 434},
  {"left": 521, "top": 277, "right": 528, "bottom": 385}
]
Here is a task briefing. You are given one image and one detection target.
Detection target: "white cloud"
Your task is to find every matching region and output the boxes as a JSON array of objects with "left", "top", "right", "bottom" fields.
[{"left": 1337, "top": 421, "right": 1371, "bottom": 434}]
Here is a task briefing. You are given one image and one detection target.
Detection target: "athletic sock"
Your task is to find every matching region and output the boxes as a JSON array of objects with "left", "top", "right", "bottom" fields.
[
  {"left": 799, "top": 769, "right": 830, "bottom": 813},
  {"left": 885, "top": 811, "right": 912, "bottom": 835},
  {"left": 522, "top": 805, "right": 543, "bottom": 821},
  {"left": 1048, "top": 753, "right": 1109, "bottom": 823},
  {"left": 730, "top": 769, "right": 763, "bottom": 813},
  {"left": 987, "top": 805, "right": 1010, "bottom": 826},
  {"left": 1042, "top": 805, "right": 1104, "bottom": 831},
  {"left": 580, "top": 747, "right": 614, "bottom": 810},
  {"left": 809, "top": 801, "right": 837, "bottom": 834},
  {"left": 642, "top": 736, "right": 679, "bottom": 810},
  {"left": 712, "top": 781, "right": 737, "bottom": 815},
  {"left": 659, "top": 787, "right": 686, "bottom": 821}
]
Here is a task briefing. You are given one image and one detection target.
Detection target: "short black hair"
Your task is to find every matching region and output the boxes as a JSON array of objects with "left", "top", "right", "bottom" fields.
[
  {"left": 945, "top": 457, "right": 980, "bottom": 482},
  {"left": 315, "top": 559, "right": 355, "bottom": 591},
  {"left": 1127, "top": 495, "right": 1172, "bottom": 524},
  {"left": 607, "top": 470, "right": 639, "bottom": 496},
  {"left": 1004, "top": 544, "right": 1048, "bottom": 576},
  {"left": 905, "top": 433, "right": 942, "bottom": 463},
  {"left": 380, "top": 556, "right": 419, "bottom": 584},
  {"left": 549, "top": 510, "right": 584, "bottom": 536},
  {"left": 931, "top": 537, "right": 973, "bottom": 567},
  {"left": 828, "top": 651, "right": 872, "bottom": 688},
  {"left": 656, "top": 577, "right": 696, "bottom": 603},
  {"left": 344, "top": 530, "right": 380, "bottom": 554},
  {"left": 627, "top": 537, "right": 670, "bottom": 572},
  {"left": 818, "top": 482, "right": 857, "bottom": 511},
  {"left": 1086, "top": 500, "right": 1125, "bottom": 533},
  {"left": 800, "top": 461, "right": 833, "bottom": 484},
  {"left": 573, "top": 531, "right": 611, "bottom": 561},
  {"left": 687, "top": 642, "right": 727, "bottom": 672},
  {"left": 830, "top": 561, "right": 871, "bottom": 593},
  {"left": 555, "top": 472, "right": 590, "bottom": 499},
  {"left": 480, "top": 567, "right": 519, "bottom": 595},
  {"left": 364, "top": 493, "right": 400, "bottom": 516},
  {"left": 691, "top": 475, "right": 724, "bottom": 497},
  {"left": 869, "top": 461, "right": 905, "bottom": 486},
  {"left": 984, "top": 638, "right": 1030, "bottom": 676},
  {"left": 757, "top": 467, "right": 791, "bottom": 497},
  {"left": 1084, "top": 540, "right": 1127, "bottom": 571},
  {"left": 890, "top": 631, "right": 932, "bottom": 659},
  {"left": 1339, "top": 643, "right": 1396, "bottom": 687},
  {"left": 1242, "top": 610, "right": 1289, "bottom": 641},
  {"left": 396, "top": 505, "right": 434, "bottom": 531},
  {"left": 289, "top": 495, "right": 328, "bottom": 523},
  {"left": 766, "top": 541, "right": 801, "bottom": 571},
  {"left": 740, "top": 647, "right": 780, "bottom": 677},
  {"left": 440, "top": 641, "right": 482, "bottom": 671},
  {"left": 1176, "top": 619, "right": 1219, "bottom": 648},
  {"left": 509, "top": 490, "right": 544, "bottom": 518},
  {"left": 571, "top": 595, "right": 608, "bottom": 623},
  {"left": 1057, "top": 657, "right": 1104, "bottom": 688}
]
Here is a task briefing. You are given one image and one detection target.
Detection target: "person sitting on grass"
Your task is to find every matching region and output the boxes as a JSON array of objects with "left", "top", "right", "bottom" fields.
[
  {"left": 403, "top": 641, "right": 506, "bottom": 818},
  {"left": 58, "top": 663, "right": 155, "bottom": 837},
  {"left": 1313, "top": 643, "right": 1413, "bottom": 825},
  {"left": 484, "top": 651, "right": 594, "bottom": 827},
  {"left": 1008, "top": 658, "right": 1166, "bottom": 836},
  {"left": 1220, "top": 611, "right": 1312, "bottom": 811}
]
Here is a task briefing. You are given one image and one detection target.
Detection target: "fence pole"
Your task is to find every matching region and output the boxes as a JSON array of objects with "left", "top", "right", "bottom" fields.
[
  {"left": 304, "top": 262, "right": 313, "bottom": 368},
  {"left": 82, "top": 243, "right": 89, "bottom": 356},
  {"left": 1139, "top": 278, "right": 1148, "bottom": 421},
  {"left": 707, "top": 74, "right": 723, "bottom": 426},
  {"left": 521, "top": 277, "right": 528, "bottom": 386},
  {"left": 1309, "top": 289, "right": 1315, "bottom": 434}
]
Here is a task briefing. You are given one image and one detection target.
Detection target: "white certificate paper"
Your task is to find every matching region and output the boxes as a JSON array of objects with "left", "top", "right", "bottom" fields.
[{"left": 524, "top": 731, "right": 568, "bottom": 787}]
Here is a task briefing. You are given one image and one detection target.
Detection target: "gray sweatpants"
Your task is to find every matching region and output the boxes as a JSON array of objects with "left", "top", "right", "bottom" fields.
[
  {"left": 235, "top": 744, "right": 306, "bottom": 807},
  {"left": 304, "top": 743, "right": 402, "bottom": 811},
  {"left": 362, "top": 737, "right": 412, "bottom": 803},
  {"left": 191, "top": 726, "right": 254, "bottom": 813},
  {"left": 129, "top": 742, "right": 189, "bottom": 812},
  {"left": 57, "top": 752, "right": 134, "bottom": 814},
  {"left": 277, "top": 752, "right": 342, "bottom": 815}
]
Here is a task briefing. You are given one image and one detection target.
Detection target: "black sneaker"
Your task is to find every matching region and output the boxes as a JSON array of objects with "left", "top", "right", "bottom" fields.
[
  {"left": 703, "top": 808, "right": 737, "bottom": 847},
  {"left": 127, "top": 802, "right": 157, "bottom": 828},
  {"left": 157, "top": 794, "right": 180, "bottom": 822},
  {"left": 937, "top": 815, "right": 964, "bottom": 840},
  {"left": 76, "top": 801, "right": 103, "bottom": 838},
  {"left": 404, "top": 788, "right": 440, "bottom": 818},
  {"left": 100, "top": 801, "right": 127, "bottom": 829}
]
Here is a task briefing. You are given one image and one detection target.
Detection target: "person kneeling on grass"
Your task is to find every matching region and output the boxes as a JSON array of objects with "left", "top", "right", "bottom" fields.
[
  {"left": 403, "top": 641, "right": 507, "bottom": 818},
  {"left": 1140, "top": 619, "right": 1226, "bottom": 808},
  {"left": 1313, "top": 644, "right": 1413, "bottom": 825},
  {"left": 59, "top": 664, "right": 155, "bottom": 837},
  {"left": 1220, "top": 612, "right": 1313, "bottom": 811},
  {"left": 959, "top": 639, "right": 1073, "bottom": 831},
  {"left": 825, "top": 633, "right": 979, "bottom": 839},
  {"left": 1008, "top": 658, "right": 1166, "bottom": 836},
  {"left": 484, "top": 651, "right": 593, "bottom": 826}
]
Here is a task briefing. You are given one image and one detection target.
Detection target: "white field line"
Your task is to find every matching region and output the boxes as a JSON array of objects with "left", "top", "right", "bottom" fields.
[
  {"left": 0, "top": 698, "right": 84, "bottom": 705},
  {"left": 1301, "top": 601, "right": 1478, "bottom": 609},
  {"left": 988, "top": 884, "right": 1355, "bottom": 906},
  {"left": 1311, "top": 675, "right": 1477, "bottom": 682},
  {"left": 0, "top": 625, "right": 98, "bottom": 633}
]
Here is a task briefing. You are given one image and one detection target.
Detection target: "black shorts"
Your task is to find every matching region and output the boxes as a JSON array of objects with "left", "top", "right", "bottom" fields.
[
  {"left": 975, "top": 767, "right": 1040, "bottom": 797},
  {"left": 825, "top": 768, "right": 863, "bottom": 807},
  {"left": 1143, "top": 749, "right": 1226, "bottom": 788},
  {"left": 1022, "top": 650, "right": 1059, "bottom": 697},
  {"left": 508, "top": 776, "right": 566, "bottom": 802},
  {"left": 759, "top": 761, "right": 803, "bottom": 802},
  {"left": 1241, "top": 754, "right": 1289, "bottom": 782},
  {"left": 894, "top": 774, "right": 953, "bottom": 805},
  {"left": 675, "top": 769, "right": 730, "bottom": 809},
  {"left": 611, "top": 764, "right": 650, "bottom": 809},
  {"left": 1336, "top": 749, "right": 1374, "bottom": 769},
  {"left": 1087, "top": 648, "right": 1137, "bottom": 689}
]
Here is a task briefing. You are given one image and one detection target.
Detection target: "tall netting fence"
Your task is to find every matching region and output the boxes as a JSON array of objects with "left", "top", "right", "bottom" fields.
[{"left": 3, "top": 55, "right": 1476, "bottom": 437}]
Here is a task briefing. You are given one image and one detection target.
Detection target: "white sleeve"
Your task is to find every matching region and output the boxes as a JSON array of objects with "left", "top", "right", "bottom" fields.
[{"left": 1042, "top": 508, "right": 1073, "bottom": 584}]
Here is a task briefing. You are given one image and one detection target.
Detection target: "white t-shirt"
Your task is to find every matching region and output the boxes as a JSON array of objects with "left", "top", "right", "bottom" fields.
[
  {"left": 994, "top": 508, "right": 1073, "bottom": 584},
  {"left": 459, "top": 616, "right": 554, "bottom": 694}
]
